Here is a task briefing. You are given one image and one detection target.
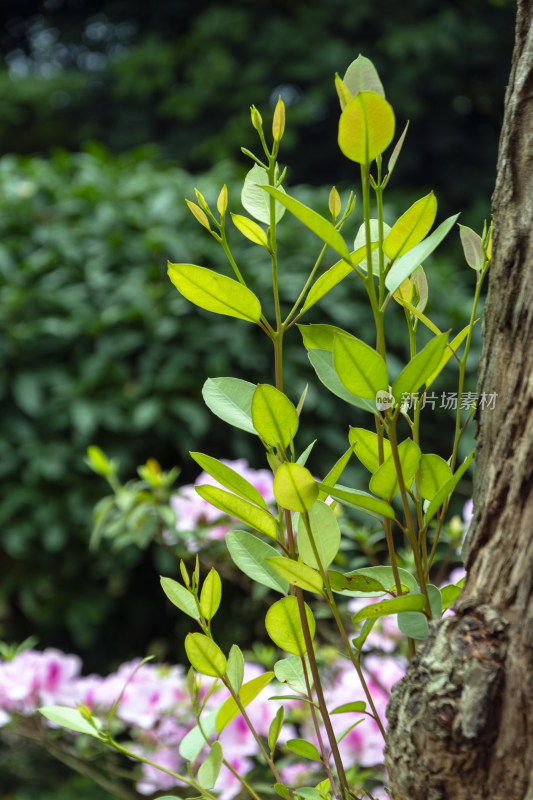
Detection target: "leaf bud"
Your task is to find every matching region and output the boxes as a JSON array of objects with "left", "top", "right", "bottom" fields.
[
  {"left": 250, "top": 105, "right": 263, "bottom": 132},
  {"left": 272, "top": 96, "right": 286, "bottom": 142}
]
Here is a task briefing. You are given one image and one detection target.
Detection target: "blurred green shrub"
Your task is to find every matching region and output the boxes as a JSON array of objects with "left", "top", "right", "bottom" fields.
[
  {"left": 0, "top": 0, "right": 514, "bottom": 217},
  {"left": 0, "top": 145, "right": 480, "bottom": 670}
]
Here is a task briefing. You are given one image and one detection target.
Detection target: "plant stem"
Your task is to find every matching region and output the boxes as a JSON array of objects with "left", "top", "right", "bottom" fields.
[{"left": 387, "top": 417, "right": 431, "bottom": 617}]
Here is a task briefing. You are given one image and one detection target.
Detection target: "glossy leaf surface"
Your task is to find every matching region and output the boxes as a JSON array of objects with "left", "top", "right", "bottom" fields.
[
  {"left": 338, "top": 91, "right": 395, "bottom": 164},
  {"left": 265, "top": 596, "right": 315, "bottom": 656},
  {"left": 202, "top": 377, "right": 257, "bottom": 434},
  {"left": 196, "top": 485, "right": 278, "bottom": 539},
  {"left": 168, "top": 263, "right": 261, "bottom": 323},
  {"left": 225, "top": 530, "right": 288, "bottom": 594}
]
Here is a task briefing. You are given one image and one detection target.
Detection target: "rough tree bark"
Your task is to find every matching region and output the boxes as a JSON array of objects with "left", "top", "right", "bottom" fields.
[{"left": 385, "top": 3, "right": 533, "bottom": 799}]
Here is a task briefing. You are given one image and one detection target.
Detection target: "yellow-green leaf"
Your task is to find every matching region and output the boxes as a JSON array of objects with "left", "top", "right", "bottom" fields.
[
  {"left": 216, "top": 672, "right": 275, "bottom": 733},
  {"left": 392, "top": 333, "right": 449, "bottom": 402},
  {"left": 369, "top": 439, "right": 421, "bottom": 500},
  {"left": 231, "top": 213, "right": 269, "bottom": 247},
  {"left": 333, "top": 334, "right": 388, "bottom": 400},
  {"left": 195, "top": 485, "right": 278, "bottom": 540},
  {"left": 186, "top": 199, "right": 211, "bottom": 231},
  {"left": 251, "top": 385, "right": 299, "bottom": 450},
  {"left": 384, "top": 192, "right": 437, "bottom": 261},
  {"left": 418, "top": 454, "right": 453, "bottom": 501},
  {"left": 199, "top": 568, "right": 222, "bottom": 621},
  {"left": 260, "top": 186, "right": 351, "bottom": 260},
  {"left": 190, "top": 452, "right": 268, "bottom": 510},
  {"left": 426, "top": 322, "right": 476, "bottom": 388},
  {"left": 349, "top": 427, "right": 392, "bottom": 474},
  {"left": 352, "top": 593, "right": 426, "bottom": 623},
  {"left": 266, "top": 557, "right": 323, "bottom": 594},
  {"left": 273, "top": 463, "right": 318, "bottom": 512},
  {"left": 272, "top": 96, "right": 286, "bottom": 142},
  {"left": 168, "top": 263, "right": 261, "bottom": 323},
  {"left": 300, "top": 245, "right": 371, "bottom": 314},
  {"left": 185, "top": 633, "right": 226, "bottom": 678},
  {"left": 265, "top": 596, "right": 315, "bottom": 655},
  {"left": 338, "top": 92, "right": 395, "bottom": 165}
]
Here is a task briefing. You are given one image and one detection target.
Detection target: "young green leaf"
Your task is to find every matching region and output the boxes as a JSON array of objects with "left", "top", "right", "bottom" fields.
[
  {"left": 369, "top": 439, "right": 421, "bottom": 500},
  {"left": 299, "top": 245, "right": 370, "bottom": 314},
  {"left": 338, "top": 91, "right": 395, "bottom": 165},
  {"left": 251, "top": 384, "right": 299, "bottom": 450},
  {"left": 307, "top": 350, "right": 376, "bottom": 413},
  {"left": 268, "top": 706, "right": 285, "bottom": 753},
  {"left": 297, "top": 500, "right": 341, "bottom": 569},
  {"left": 418, "top": 453, "right": 453, "bottom": 501},
  {"left": 217, "top": 184, "right": 228, "bottom": 217},
  {"left": 319, "top": 445, "right": 354, "bottom": 500},
  {"left": 199, "top": 568, "right": 222, "bottom": 621},
  {"left": 179, "top": 704, "right": 221, "bottom": 760},
  {"left": 265, "top": 596, "right": 315, "bottom": 656},
  {"left": 216, "top": 672, "right": 275, "bottom": 733},
  {"left": 392, "top": 333, "right": 449, "bottom": 402},
  {"left": 349, "top": 427, "right": 392, "bottom": 474},
  {"left": 202, "top": 377, "right": 257, "bottom": 434},
  {"left": 272, "top": 96, "right": 286, "bottom": 141},
  {"left": 273, "top": 655, "right": 310, "bottom": 693},
  {"left": 197, "top": 741, "right": 223, "bottom": 789},
  {"left": 384, "top": 192, "right": 438, "bottom": 261},
  {"left": 160, "top": 576, "right": 199, "bottom": 620},
  {"left": 225, "top": 530, "right": 289, "bottom": 594},
  {"left": 231, "top": 213, "right": 269, "bottom": 247},
  {"left": 185, "top": 633, "right": 226, "bottom": 678},
  {"left": 333, "top": 334, "right": 388, "bottom": 400},
  {"left": 266, "top": 557, "right": 323, "bottom": 594},
  {"left": 286, "top": 739, "right": 322, "bottom": 762},
  {"left": 273, "top": 463, "right": 318, "bottom": 512},
  {"left": 186, "top": 199, "right": 211, "bottom": 232},
  {"left": 39, "top": 706, "right": 103, "bottom": 738},
  {"left": 385, "top": 213, "right": 460, "bottom": 293},
  {"left": 320, "top": 483, "right": 395, "bottom": 521},
  {"left": 459, "top": 224, "right": 484, "bottom": 270},
  {"left": 425, "top": 450, "right": 475, "bottom": 524},
  {"left": 296, "top": 439, "right": 316, "bottom": 466},
  {"left": 441, "top": 582, "right": 462, "bottom": 609},
  {"left": 387, "top": 121, "right": 410, "bottom": 176},
  {"left": 226, "top": 644, "right": 245, "bottom": 693},
  {"left": 190, "top": 452, "right": 268, "bottom": 510},
  {"left": 196, "top": 485, "right": 278, "bottom": 540},
  {"left": 241, "top": 165, "right": 286, "bottom": 224},
  {"left": 354, "top": 220, "right": 392, "bottom": 275},
  {"left": 329, "top": 186, "right": 341, "bottom": 220},
  {"left": 298, "top": 323, "right": 354, "bottom": 352},
  {"left": 343, "top": 55, "right": 385, "bottom": 98},
  {"left": 352, "top": 593, "right": 426, "bottom": 623},
  {"left": 168, "top": 263, "right": 262, "bottom": 323},
  {"left": 335, "top": 73, "right": 352, "bottom": 110},
  {"left": 331, "top": 701, "right": 367, "bottom": 714},
  {"left": 425, "top": 322, "right": 476, "bottom": 388},
  {"left": 260, "top": 185, "right": 351, "bottom": 260}
]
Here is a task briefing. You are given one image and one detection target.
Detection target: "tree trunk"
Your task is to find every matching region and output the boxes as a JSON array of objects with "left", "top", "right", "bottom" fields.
[{"left": 384, "top": 3, "right": 533, "bottom": 798}]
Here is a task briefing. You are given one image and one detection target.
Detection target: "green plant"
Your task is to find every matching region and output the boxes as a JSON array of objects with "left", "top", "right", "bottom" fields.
[{"left": 40, "top": 56, "right": 490, "bottom": 800}]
